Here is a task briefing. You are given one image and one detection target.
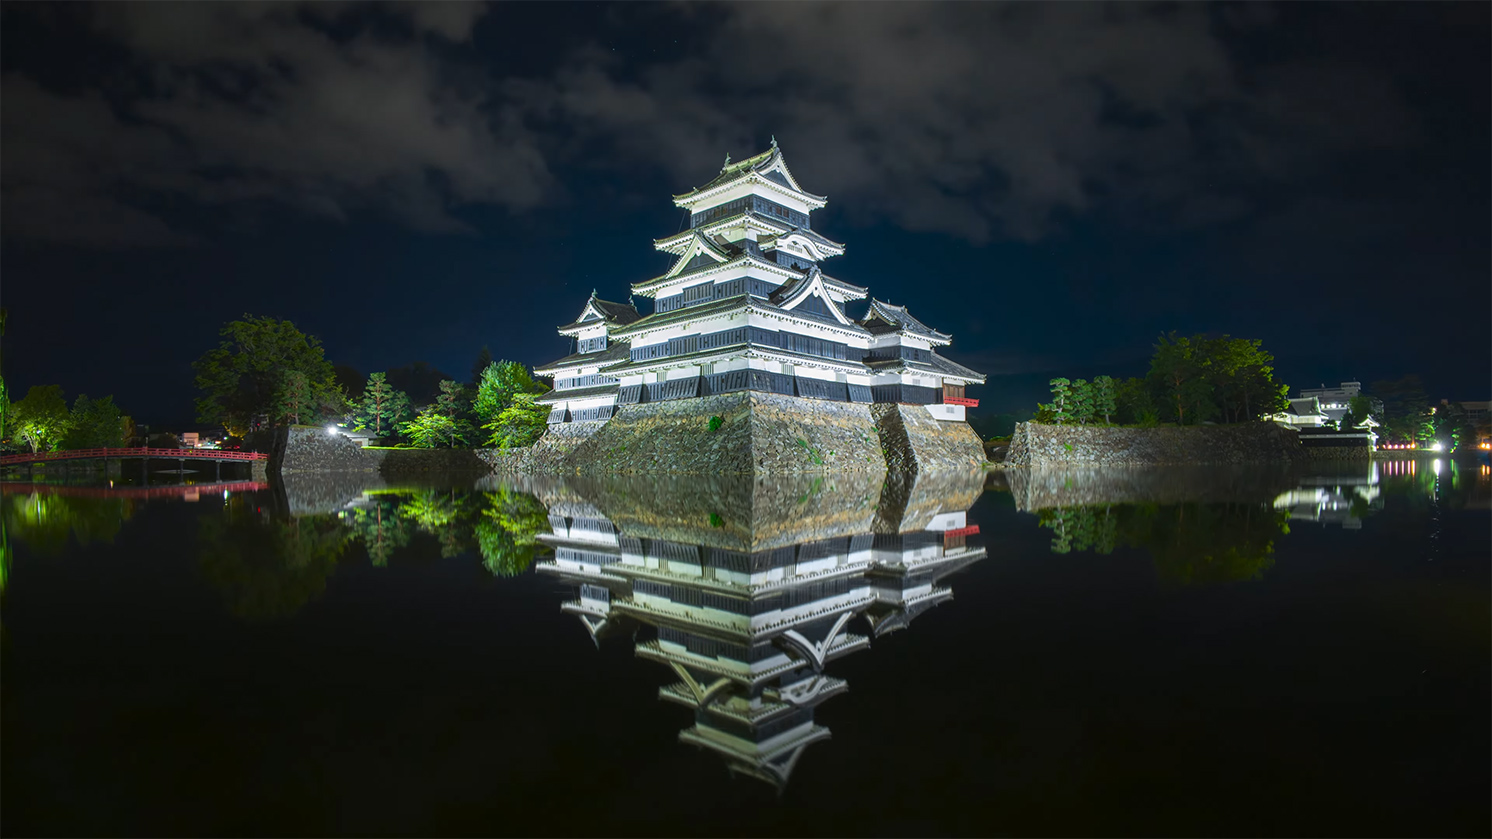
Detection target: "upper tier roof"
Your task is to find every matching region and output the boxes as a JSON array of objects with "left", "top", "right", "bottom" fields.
[
  {"left": 653, "top": 211, "right": 846, "bottom": 257},
  {"left": 672, "top": 141, "right": 827, "bottom": 210},
  {"left": 534, "top": 340, "right": 632, "bottom": 375},
  {"left": 557, "top": 293, "right": 642, "bottom": 335},
  {"left": 860, "top": 299, "right": 953, "bottom": 344}
]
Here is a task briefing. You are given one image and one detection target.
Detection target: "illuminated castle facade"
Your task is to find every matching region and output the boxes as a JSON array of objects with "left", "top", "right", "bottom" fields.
[{"left": 536, "top": 140, "right": 984, "bottom": 425}]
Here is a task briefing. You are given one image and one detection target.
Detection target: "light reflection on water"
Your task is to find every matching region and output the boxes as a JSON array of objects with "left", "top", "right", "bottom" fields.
[{"left": 1, "top": 460, "right": 1487, "bottom": 834}]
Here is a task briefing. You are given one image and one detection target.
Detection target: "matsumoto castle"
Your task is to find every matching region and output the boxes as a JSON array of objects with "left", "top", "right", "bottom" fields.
[{"left": 535, "top": 139, "right": 985, "bottom": 424}]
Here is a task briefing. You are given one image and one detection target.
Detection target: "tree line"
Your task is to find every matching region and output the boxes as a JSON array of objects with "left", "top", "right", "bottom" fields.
[
  {"left": 1037, "top": 333, "right": 1290, "bottom": 426},
  {"left": 192, "top": 315, "right": 550, "bottom": 450}
]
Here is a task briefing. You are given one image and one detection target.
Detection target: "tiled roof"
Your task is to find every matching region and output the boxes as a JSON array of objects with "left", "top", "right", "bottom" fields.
[
  {"left": 860, "top": 299, "right": 952, "bottom": 342},
  {"left": 533, "top": 341, "right": 632, "bottom": 374},
  {"left": 535, "top": 383, "right": 620, "bottom": 405}
]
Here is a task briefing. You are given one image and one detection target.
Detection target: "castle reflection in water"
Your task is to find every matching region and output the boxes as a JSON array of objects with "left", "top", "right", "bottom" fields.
[{"left": 522, "top": 471, "right": 986, "bottom": 789}]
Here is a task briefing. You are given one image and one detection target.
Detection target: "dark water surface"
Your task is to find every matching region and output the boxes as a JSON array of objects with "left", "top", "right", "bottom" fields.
[{"left": 2, "top": 461, "right": 1487, "bottom": 837}]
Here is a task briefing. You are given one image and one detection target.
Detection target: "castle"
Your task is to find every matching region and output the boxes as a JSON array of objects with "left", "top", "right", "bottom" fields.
[{"left": 534, "top": 140, "right": 985, "bottom": 427}]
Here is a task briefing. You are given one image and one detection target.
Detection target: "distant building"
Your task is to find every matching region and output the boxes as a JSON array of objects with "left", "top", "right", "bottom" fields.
[
  {"left": 1458, "top": 400, "right": 1490, "bottom": 426},
  {"left": 1271, "top": 397, "right": 1330, "bottom": 430},
  {"left": 1298, "top": 382, "right": 1383, "bottom": 427}
]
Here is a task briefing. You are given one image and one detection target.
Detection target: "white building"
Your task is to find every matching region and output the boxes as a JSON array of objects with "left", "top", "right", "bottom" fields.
[{"left": 534, "top": 140, "right": 985, "bottom": 424}]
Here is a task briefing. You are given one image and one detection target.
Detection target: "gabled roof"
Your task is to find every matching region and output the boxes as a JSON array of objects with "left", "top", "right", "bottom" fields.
[
  {"left": 557, "top": 293, "right": 641, "bottom": 335},
  {"left": 653, "top": 211, "right": 846, "bottom": 257},
  {"left": 662, "top": 231, "right": 736, "bottom": 279},
  {"left": 768, "top": 266, "right": 853, "bottom": 326},
  {"left": 1286, "top": 397, "right": 1326, "bottom": 417},
  {"left": 860, "top": 299, "right": 952, "bottom": 344},
  {"left": 633, "top": 249, "right": 799, "bottom": 296},
  {"left": 672, "top": 140, "right": 828, "bottom": 209}
]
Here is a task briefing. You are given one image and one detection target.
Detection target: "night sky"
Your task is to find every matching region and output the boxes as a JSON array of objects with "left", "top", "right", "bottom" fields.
[{"left": 2, "top": 2, "right": 1487, "bottom": 427}]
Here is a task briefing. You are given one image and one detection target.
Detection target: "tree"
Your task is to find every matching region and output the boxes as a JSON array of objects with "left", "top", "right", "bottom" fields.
[
  {"left": 1115, "top": 377, "right": 1157, "bottom": 425},
  {"left": 1148, "top": 333, "right": 1215, "bottom": 426},
  {"left": 399, "top": 407, "right": 469, "bottom": 448},
  {"left": 1093, "top": 375, "right": 1117, "bottom": 424},
  {"left": 470, "top": 345, "right": 494, "bottom": 387},
  {"left": 473, "top": 360, "right": 543, "bottom": 429},
  {"left": 1069, "top": 379, "right": 1095, "bottom": 425},
  {"left": 11, "top": 385, "right": 71, "bottom": 452},
  {"left": 62, "top": 395, "right": 125, "bottom": 449},
  {"left": 434, "top": 379, "right": 468, "bottom": 418},
  {"left": 484, "top": 393, "right": 548, "bottom": 449},
  {"left": 386, "top": 361, "right": 451, "bottom": 407},
  {"left": 1042, "top": 378, "right": 1073, "bottom": 425},
  {"left": 194, "top": 315, "right": 342, "bottom": 431},
  {"left": 273, "top": 370, "right": 312, "bottom": 426},
  {"left": 354, "top": 372, "right": 411, "bottom": 437},
  {"left": 333, "top": 365, "right": 365, "bottom": 401},
  {"left": 1371, "top": 376, "right": 1433, "bottom": 444},
  {"left": 1340, "top": 394, "right": 1376, "bottom": 431}
]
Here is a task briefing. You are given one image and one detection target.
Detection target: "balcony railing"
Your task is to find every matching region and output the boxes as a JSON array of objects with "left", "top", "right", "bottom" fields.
[{"left": 944, "top": 397, "right": 979, "bottom": 407}]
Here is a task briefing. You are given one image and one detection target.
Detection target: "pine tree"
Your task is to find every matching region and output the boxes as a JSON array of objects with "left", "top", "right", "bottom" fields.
[
  {"left": 356, "top": 372, "right": 411, "bottom": 437},
  {"left": 1070, "top": 379, "right": 1094, "bottom": 425},
  {"left": 274, "top": 371, "right": 311, "bottom": 425},
  {"left": 1048, "top": 378, "right": 1072, "bottom": 424},
  {"left": 470, "top": 345, "right": 494, "bottom": 386},
  {"left": 1094, "top": 375, "right": 1117, "bottom": 424}
]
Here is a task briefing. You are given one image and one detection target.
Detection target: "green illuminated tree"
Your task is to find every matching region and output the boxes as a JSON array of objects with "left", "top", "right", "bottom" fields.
[
  {"left": 1371, "top": 376, "right": 1434, "bottom": 444},
  {"left": 1093, "top": 375, "right": 1117, "bottom": 424},
  {"left": 1042, "top": 378, "right": 1073, "bottom": 425},
  {"left": 62, "top": 395, "right": 125, "bottom": 449},
  {"left": 1069, "top": 379, "right": 1095, "bottom": 425},
  {"left": 399, "top": 406, "right": 469, "bottom": 448},
  {"left": 1148, "top": 333, "right": 1215, "bottom": 426},
  {"left": 484, "top": 392, "right": 548, "bottom": 449},
  {"left": 11, "top": 385, "right": 71, "bottom": 452},
  {"left": 353, "top": 372, "right": 412, "bottom": 437},
  {"left": 194, "top": 315, "right": 342, "bottom": 431},
  {"left": 473, "top": 361, "right": 543, "bottom": 427}
]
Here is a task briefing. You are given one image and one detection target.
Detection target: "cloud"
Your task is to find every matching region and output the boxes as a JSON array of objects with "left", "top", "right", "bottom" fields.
[
  {"left": 516, "top": 3, "right": 1424, "bottom": 243},
  {"left": 2, "top": 2, "right": 550, "bottom": 247},
  {"left": 2, "top": 2, "right": 1431, "bottom": 248}
]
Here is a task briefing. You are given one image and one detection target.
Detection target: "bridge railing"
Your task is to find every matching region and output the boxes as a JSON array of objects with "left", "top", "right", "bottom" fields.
[{"left": 0, "top": 447, "right": 268, "bottom": 466}]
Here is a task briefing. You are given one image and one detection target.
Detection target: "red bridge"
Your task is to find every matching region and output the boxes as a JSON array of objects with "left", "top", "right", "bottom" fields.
[{"left": 0, "top": 447, "right": 267, "bottom": 467}]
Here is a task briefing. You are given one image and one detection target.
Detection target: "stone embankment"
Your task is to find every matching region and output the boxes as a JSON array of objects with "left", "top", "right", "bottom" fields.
[
  {"left": 493, "top": 393, "right": 990, "bottom": 475},
  {"left": 1005, "top": 421, "right": 1305, "bottom": 467},
  {"left": 1000, "top": 464, "right": 1300, "bottom": 511},
  {"left": 274, "top": 426, "right": 494, "bottom": 477}
]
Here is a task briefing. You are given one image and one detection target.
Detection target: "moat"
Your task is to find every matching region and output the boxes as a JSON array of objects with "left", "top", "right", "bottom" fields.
[{"left": 2, "top": 462, "right": 1487, "bottom": 836}]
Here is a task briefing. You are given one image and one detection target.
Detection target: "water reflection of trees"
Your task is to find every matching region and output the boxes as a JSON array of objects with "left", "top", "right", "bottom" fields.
[
  {"left": 2, "top": 492, "right": 136, "bottom": 556},
  {"left": 474, "top": 489, "right": 548, "bottom": 576},
  {"left": 1039, "top": 502, "right": 1290, "bottom": 584},
  {"left": 198, "top": 497, "right": 351, "bottom": 619}
]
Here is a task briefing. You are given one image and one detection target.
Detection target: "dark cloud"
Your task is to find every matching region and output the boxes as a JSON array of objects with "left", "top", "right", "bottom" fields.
[
  {"left": 0, "top": 1, "right": 1453, "bottom": 248},
  {"left": 518, "top": 3, "right": 1424, "bottom": 243},
  {"left": 2, "top": 2, "right": 549, "bottom": 247}
]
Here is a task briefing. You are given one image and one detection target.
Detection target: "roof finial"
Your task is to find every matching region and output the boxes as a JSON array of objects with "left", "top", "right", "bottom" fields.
[
  {"left": 722, "top": 152, "right": 731, "bottom": 170},
  {"left": 770, "top": 134, "right": 778, "bottom": 150},
  {"left": 591, "top": 287, "right": 597, "bottom": 298}
]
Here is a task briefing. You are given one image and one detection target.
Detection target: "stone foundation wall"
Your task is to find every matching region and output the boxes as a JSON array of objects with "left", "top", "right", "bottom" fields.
[
  {"left": 274, "top": 426, "right": 380, "bottom": 474},
  {"left": 507, "top": 393, "right": 991, "bottom": 475},
  {"left": 1005, "top": 421, "right": 1304, "bottom": 467},
  {"left": 377, "top": 447, "right": 495, "bottom": 474},
  {"left": 567, "top": 392, "right": 885, "bottom": 475},
  {"left": 1301, "top": 444, "right": 1373, "bottom": 460},
  {"left": 485, "top": 420, "right": 608, "bottom": 474},
  {"left": 274, "top": 426, "right": 492, "bottom": 477},
  {"left": 872, "top": 404, "right": 988, "bottom": 473}
]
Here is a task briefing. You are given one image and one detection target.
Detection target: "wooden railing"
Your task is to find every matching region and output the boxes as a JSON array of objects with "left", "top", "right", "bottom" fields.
[
  {"left": 944, "top": 397, "right": 979, "bottom": 407},
  {"left": 0, "top": 447, "right": 268, "bottom": 466}
]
